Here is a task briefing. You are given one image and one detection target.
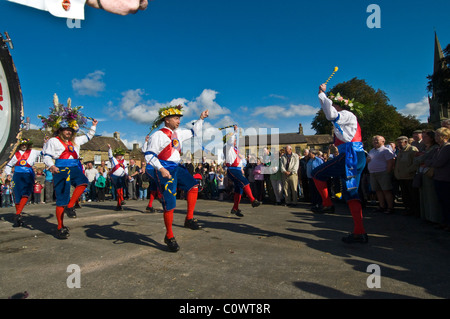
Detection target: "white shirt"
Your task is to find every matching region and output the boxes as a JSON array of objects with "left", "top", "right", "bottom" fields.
[
  {"left": 318, "top": 92, "right": 358, "bottom": 143},
  {"left": 225, "top": 131, "right": 246, "bottom": 168},
  {"left": 108, "top": 148, "right": 128, "bottom": 177},
  {"left": 367, "top": 146, "right": 395, "bottom": 173},
  {"left": 85, "top": 167, "right": 98, "bottom": 182},
  {"left": 43, "top": 126, "right": 96, "bottom": 168},
  {"left": 144, "top": 119, "right": 204, "bottom": 171},
  {"left": 4, "top": 149, "right": 42, "bottom": 175},
  {"left": 8, "top": 0, "right": 86, "bottom": 19}
]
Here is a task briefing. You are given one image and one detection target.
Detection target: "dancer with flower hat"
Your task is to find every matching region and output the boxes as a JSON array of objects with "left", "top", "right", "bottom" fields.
[
  {"left": 40, "top": 94, "right": 98, "bottom": 239},
  {"left": 107, "top": 144, "right": 128, "bottom": 211},
  {"left": 312, "top": 83, "right": 368, "bottom": 243},
  {"left": 4, "top": 138, "right": 42, "bottom": 227},
  {"left": 224, "top": 125, "right": 261, "bottom": 217},
  {"left": 143, "top": 105, "right": 208, "bottom": 252}
]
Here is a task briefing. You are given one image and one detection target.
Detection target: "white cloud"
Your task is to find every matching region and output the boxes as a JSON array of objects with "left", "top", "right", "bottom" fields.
[
  {"left": 72, "top": 70, "right": 106, "bottom": 96},
  {"left": 185, "top": 89, "right": 230, "bottom": 119},
  {"left": 109, "top": 88, "right": 231, "bottom": 125},
  {"left": 253, "top": 103, "right": 319, "bottom": 119},
  {"left": 399, "top": 96, "right": 429, "bottom": 122},
  {"left": 267, "top": 94, "right": 288, "bottom": 100}
]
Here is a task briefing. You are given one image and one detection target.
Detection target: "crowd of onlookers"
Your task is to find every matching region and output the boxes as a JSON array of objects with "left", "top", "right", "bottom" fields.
[{"left": 1, "top": 120, "right": 449, "bottom": 231}]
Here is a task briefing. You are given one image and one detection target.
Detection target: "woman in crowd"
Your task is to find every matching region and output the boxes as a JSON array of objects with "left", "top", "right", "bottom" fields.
[
  {"left": 414, "top": 130, "right": 441, "bottom": 224},
  {"left": 426, "top": 127, "right": 450, "bottom": 231}
]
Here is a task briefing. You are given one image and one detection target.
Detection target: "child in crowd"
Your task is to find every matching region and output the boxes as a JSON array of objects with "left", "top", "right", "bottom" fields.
[{"left": 33, "top": 181, "right": 44, "bottom": 204}]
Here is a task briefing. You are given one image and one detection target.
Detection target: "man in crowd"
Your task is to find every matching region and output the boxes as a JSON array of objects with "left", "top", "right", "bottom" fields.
[
  {"left": 367, "top": 135, "right": 395, "bottom": 214},
  {"left": 394, "top": 136, "right": 419, "bottom": 216}
]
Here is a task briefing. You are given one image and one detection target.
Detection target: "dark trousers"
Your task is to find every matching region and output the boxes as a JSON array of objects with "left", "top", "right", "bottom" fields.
[
  {"left": 308, "top": 178, "right": 321, "bottom": 206},
  {"left": 434, "top": 180, "right": 450, "bottom": 225},
  {"left": 398, "top": 179, "right": 420, "bottom": 216}
]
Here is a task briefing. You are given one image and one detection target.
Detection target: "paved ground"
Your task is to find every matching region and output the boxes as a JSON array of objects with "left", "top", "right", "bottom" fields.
[{"left": 1, "top": 196, "right": 450, "bottom": 301}]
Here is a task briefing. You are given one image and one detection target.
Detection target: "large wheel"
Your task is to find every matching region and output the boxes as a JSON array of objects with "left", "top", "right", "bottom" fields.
[{"left": 0, "top": 32, "right": 23, "bottom": 169}]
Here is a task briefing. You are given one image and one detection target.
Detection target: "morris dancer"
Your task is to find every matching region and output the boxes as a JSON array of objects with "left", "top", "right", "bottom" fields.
[
  {"left": 312, "top": 83, "right": 368, "bottom": 243},
  {"left": 143, "top": 105, "right": 208, "bottom": 252},
  {"left": 224, "top": 125, "right": 260, "bottom": 217},
  {"left": 4, "top": 139, "right": 42, "bottom": 227},
  {"left": 41, "top": 94, "right": 97, "bottom": 239},
  {"left": 107, "top": 145, "right": 128, "bottom": 211}
]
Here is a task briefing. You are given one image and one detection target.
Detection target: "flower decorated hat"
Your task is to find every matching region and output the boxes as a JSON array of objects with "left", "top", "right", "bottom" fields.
[
  {"left": 38, "top": 94, "right": 87, "bottom": 133},
  {"left": 113, "top": 147, "right": 126, "bottom": 156},
  {"left": 328, "top": 92, "right": 364, "bottom": 118},
  {"left": 328, "top": 92, "right": 354, "bottom": 109},
  {"left": 149, "top": 104, "right": 183, "bottom": 133},
  {"left": 18, "top": 138, "right": 33, "bottom": 146}
]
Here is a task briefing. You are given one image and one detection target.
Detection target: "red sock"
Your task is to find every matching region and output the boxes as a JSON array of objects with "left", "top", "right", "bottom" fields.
[
  {"left": 117, "top": 188, "right": 123, "bottom": 206},
  {"left": 186, "top": 186, "right": 198, "bottom": 220},
  {"left": 15, "top": 197, "right": 28, "bottom": 215},
  {"left": 348, "top": 199, "right": 365, "bottom": 234},
  {"left": 56, "top": 206, "right": 65, "bottom": 230},
  {"left": 243, "top": 184, "right": 255, "bottom": 202},
  {"left": 147, "top": 191, "right": 156, "bottom": 207},
  {"left": 164, "top": 209, "right": 174, "bottom": 238},
  {"left": 68, "top": 185, "right": 86, "bottom": 208},
  {"left": 233, "top": 193, "right": 241, "bottom": 210},
  {"left": 313, "top": 179, "right": 333, "bottom": 207}
]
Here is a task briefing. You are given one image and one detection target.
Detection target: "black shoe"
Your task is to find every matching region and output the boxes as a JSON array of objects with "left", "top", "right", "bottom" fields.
[
  {"left": 252, "top": 200, "right": 261, "bottom": 208},
  {"left": 230, "top": 209, "right": 244, "bottom": 217},
  {"left": 64, "top": 206, "right": 77, "bottom": 218},
  {"left": 164, "top": 236, "right": 180, "bottom": 252},
  {"left": 56, "top": 226, "right": 70, "bottom": 239},
  {"left": 146, "top": 206, "right": 156, "bottom": 213},
  {"left": 115, "top": 205, "right": 123, "bottom": 211},
  {"left": 13, "top": 214, "right": 24, "bottom": 227},
  {"left": 184, "top": 218, "right": 202, "bottom": 230},
  {"left": 342, "top": 233, "right": 368, "bottom": 244},
  {"left": 311, "top": 205, "right": 322, "bottom": 213},
  {"left": 321, "top": 205, "right": 335, "bottom": 214}
]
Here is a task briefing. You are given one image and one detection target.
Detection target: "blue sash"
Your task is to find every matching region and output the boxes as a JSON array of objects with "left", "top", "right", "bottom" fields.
[
  {"left": 339, "top": 142, "right": 364, "bottom": 191},
  {"left": 14, "top": 166, "right": 34, "bottom": 174}
]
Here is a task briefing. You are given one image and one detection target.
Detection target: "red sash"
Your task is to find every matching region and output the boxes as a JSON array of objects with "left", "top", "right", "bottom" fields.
[
  {"left": 15, "top": 149, "right": 32, "bottom": 167},
  {"left": 57, "top": 137, "right": 78, "bottom": 159},
  {"left": 110, "top": 159, "right": 125, "bottom": 175},
  {"left": 158, "top": 128, "right": 175, "bottom": 161},
  {"left": 334, "top": 122, "right": 362, "bottom": 147},
  {"left": 226, "top": 147, "right": 242, "bottom": 167}
]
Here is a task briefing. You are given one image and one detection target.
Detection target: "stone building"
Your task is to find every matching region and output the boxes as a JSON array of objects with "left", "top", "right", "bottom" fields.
[{"left": 239, "top": 123, "right": 333, "bottom": 158}]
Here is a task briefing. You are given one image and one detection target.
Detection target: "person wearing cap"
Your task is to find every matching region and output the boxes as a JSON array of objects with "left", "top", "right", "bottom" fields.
[
  {"left": 143, "top": 105, "right": 208, "bottom": 252},
  {"left": 411, "top": 130, "right": 426, "bottom": 152},
  {"left": 107, "top": 145, "right": 128, "bottom": 211},
  {"left": 394, "top": 136, "right": 419, "bottom": 216},
  {"left": 4, "top": 138, "right": 42, "bottom": 227},
  {"left": 40, "top": 94, "right": 97, "bottom": 239},
  {"left": 312, "top": 83, "right": 368, "bottom": 244}
]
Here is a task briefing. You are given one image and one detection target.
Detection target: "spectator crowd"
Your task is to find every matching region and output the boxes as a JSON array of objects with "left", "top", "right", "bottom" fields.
[{"left": 1, "top": 119, "right": 450, "bottom": 232}]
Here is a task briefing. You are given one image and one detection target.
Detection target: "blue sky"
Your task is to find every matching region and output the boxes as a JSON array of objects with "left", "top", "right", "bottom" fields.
[{"left": 1, "top": 0, "right": 450, "bottom": 150}]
